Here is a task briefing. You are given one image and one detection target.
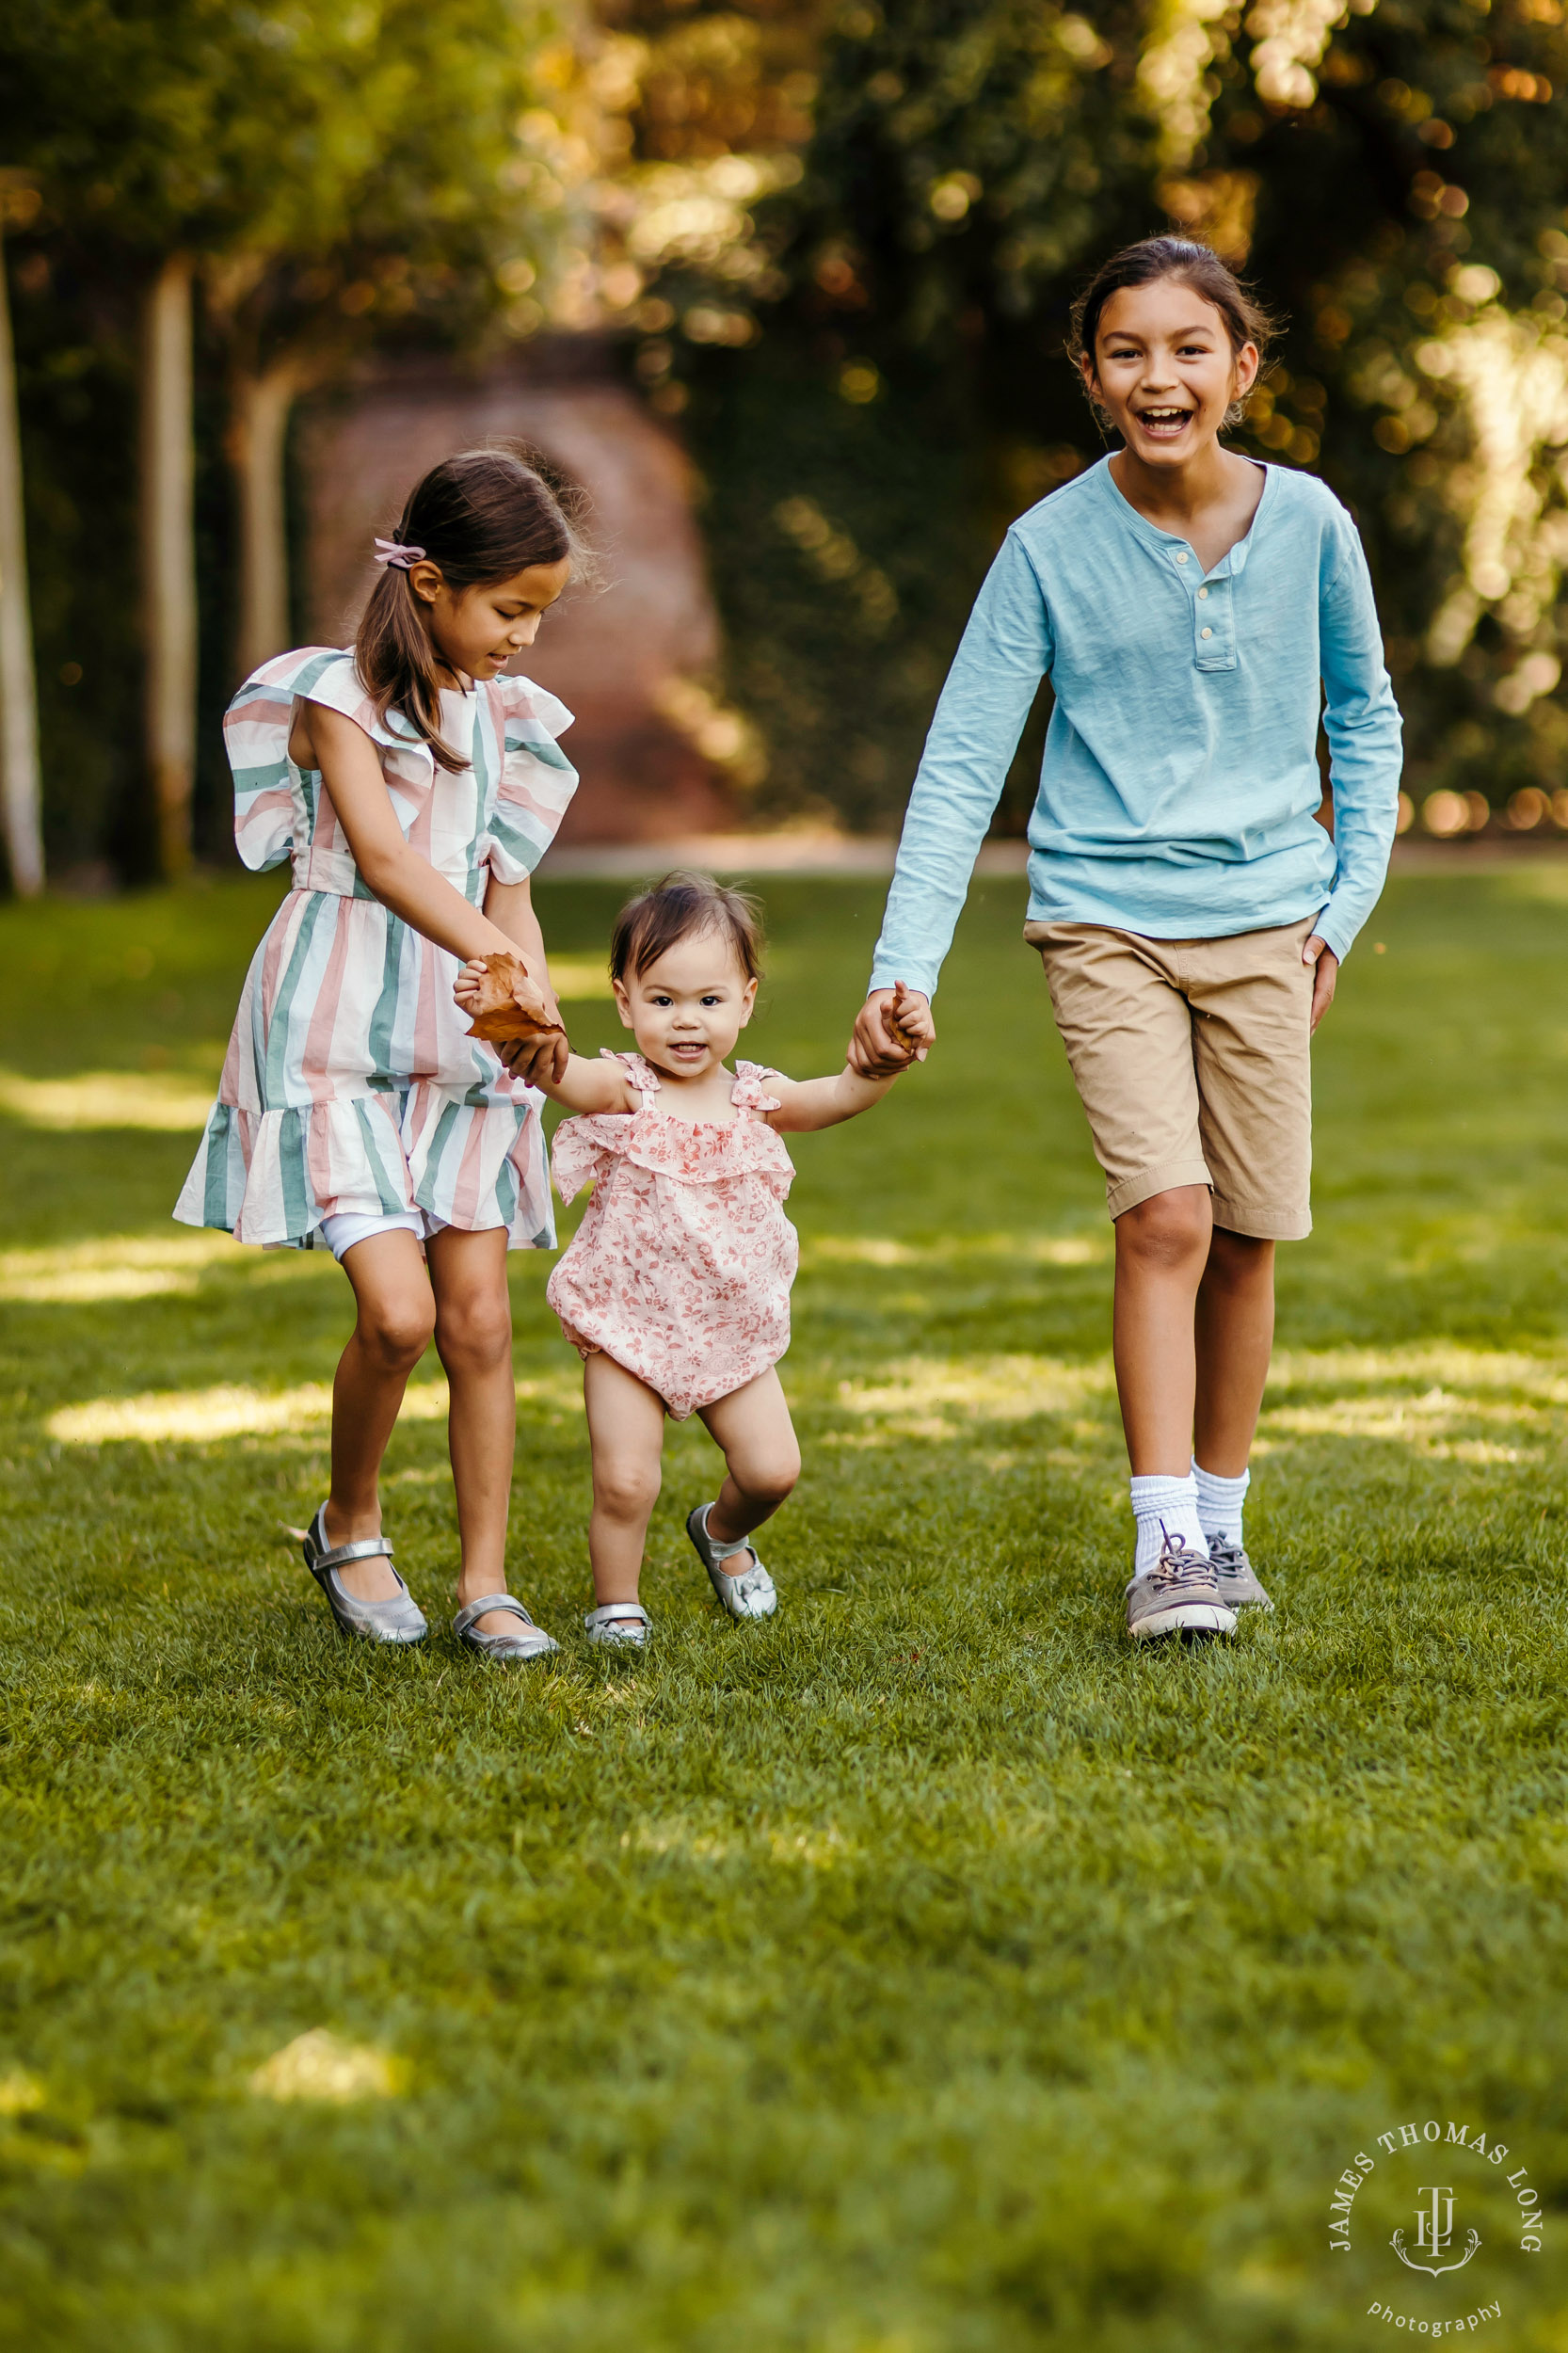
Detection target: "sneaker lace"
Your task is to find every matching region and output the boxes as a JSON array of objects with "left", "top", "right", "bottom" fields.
[
  {"left": 1206, "top": 1537, "right": 1244, "bottom": 1571},
  {"left": 1153, "top": 1527, "right": 1215, "bottom": 1587}
]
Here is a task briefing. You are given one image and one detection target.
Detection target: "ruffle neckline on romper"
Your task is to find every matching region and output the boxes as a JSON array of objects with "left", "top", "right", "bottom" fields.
[{"left": 550, "top": 1052, "right": 793, "bottom": 1206}]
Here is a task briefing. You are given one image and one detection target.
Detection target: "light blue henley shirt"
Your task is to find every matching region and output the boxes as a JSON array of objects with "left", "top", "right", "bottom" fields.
[{"left": 869, "top": 456, "right": 1403, "bottom": 999}]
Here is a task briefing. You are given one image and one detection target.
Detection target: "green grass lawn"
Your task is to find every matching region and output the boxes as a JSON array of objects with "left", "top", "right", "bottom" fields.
[{"left": 2, "top": 866, "right": 1567, "bottom": 2351}]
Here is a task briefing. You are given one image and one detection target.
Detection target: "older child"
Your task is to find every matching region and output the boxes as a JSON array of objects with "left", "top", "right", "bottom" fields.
[
  {"left": 176, "top": 448, "right": 584, "bottom": 1664},
  {"left": 461, "top": 874, "right": 904, "bottom": 1648},
  {"left": 852, "top": 236, "right": 1402, "bottom": 1641}
]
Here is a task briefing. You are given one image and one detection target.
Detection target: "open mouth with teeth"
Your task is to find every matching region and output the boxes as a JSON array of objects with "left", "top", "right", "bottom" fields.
[{"left": 1133, "top": 407, "right": 1194, "bottom": 436}]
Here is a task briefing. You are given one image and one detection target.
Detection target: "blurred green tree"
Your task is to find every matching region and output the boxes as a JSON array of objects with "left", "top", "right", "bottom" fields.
[
  {"left": 613, "top": 0, "right": 1568, "bottom": 835},
  {"left": 1, "top": 0, "right": 586, "bottom": 878}
]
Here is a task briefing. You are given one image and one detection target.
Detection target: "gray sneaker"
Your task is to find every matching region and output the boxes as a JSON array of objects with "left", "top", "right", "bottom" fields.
[
  {"left": 1125, "top": 1529, "right": 1237, "bottom": 1641},
  {"left": 1207, "top": 1537, "right": 1273, "bottom": 1611}
]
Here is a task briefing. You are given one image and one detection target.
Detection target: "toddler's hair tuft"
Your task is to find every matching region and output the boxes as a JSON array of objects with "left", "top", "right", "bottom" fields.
[{"left": 610, "top": 872, "right": 764, "bottom": 987}]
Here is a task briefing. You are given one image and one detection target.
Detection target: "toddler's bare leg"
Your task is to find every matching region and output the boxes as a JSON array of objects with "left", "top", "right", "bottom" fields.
[
  {"left": 328, "top": 1230, "right": 436, "bottom": 1600},
  {"left": 697, "top": 1369, "right": 801, "bottom": 1545},
  {"left": 426, "top": 1226, "right": 518, "bottom": 1638},
  {"left": 584, "top": 1353, "right": 667, "bottom": 1605},
  {"left": 1193, "top": 1228, "right": 1275, "bottom": 1476}
]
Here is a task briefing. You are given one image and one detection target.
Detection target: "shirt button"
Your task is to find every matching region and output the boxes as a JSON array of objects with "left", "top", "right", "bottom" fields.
[
  {"left": 1197, "top": 587, "right": 1209, "bottom": 600},
  {"left": 1201, "top": 626, "right": 1213, "bottom": 639},
  {"left": 1176, "top": 552, "right": 1190, "bottom": 565}
]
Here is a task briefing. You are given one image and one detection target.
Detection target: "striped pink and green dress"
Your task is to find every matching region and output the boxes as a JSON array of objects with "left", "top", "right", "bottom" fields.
[{"left": 173, "top": 646, "right": 578, "bottom": 1252}]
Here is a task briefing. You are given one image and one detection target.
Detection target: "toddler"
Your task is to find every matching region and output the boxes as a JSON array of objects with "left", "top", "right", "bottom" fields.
[{"left": 461, "top": 873, "right": 905, "bottom": 1646}]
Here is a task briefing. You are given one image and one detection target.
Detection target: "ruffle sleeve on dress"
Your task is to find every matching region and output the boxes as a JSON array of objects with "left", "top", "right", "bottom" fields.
[
  {"left": 296, "top": 649, "right": 416, "bottom": 751},
  {"left": 602, "top": 1048, "right": 662, "bottom": 1095},
  {"left": 484, "top": 675, "right": 580, "bottom": 884},
  {"left": 223, "top": 647, "right": 410, "bottom": 872},
  {"left": 225, "top": 647, "right": 335, "bottom": 872},
  {"left": 550, "top": 1052, "right": 661, "bottom": 1202},
  {"left": 731, "top": 1061, "right": 783, "bottom": 1115},
  {"left": 550, "top": 1117, "right": 622, "bottom": 1208}
]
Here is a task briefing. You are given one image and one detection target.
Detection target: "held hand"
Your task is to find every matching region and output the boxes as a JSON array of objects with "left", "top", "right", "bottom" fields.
[
  {"left": 849, "top": 985, "right": 935, "bottom": 1078},
  {"left": 501, "top": 1025, "right": 569, "bottom": 1087},
  {"left": 453, "top": 957, "right": 488, "bottom": 1013},
  {"left": 1304, "top": 935, "right": 1338, "bottom": 1034},
  {"left": 456, "top": 955, "right": 567, "bottom": 1083}
]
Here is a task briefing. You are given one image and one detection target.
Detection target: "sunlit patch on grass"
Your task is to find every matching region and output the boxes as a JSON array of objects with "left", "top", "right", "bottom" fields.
[
  {"left": 833, "top": 1353, "right": 1113, "bottom": 1445},
  {"left": 49, "top": 1369, "right": 582, "bottom": 1445},
  {"left": 821, "top": 1340, "right": 1568, "bottom": 1464},
  {"left": 622, "top": 1820, "right": 736, "bottom": 1860},
  {"left": 50, "top": 1381, "right": 422, "bottom": 1446},
  {"left": 0, "top": 2069, "right": 43, "bottom": 2116},
  {"left": 248, "top": 2029, "right": 403, "bottom": 2104},
  {"left": 1268, "top": 1341, "right": 1568, "bottom": 1395},
  {"left": 1263, "top": 1390, "right": 1531, "bottom": 1462},
  {"left": 0, "top": 1232, "right": 246, "bottom": 1304},
  {"left": 805, "top": 1231, "right": 1105, "bottom": 1270},
  {"left": 618, "top": 1818, "right": 851, "bottom": 1867},
  {"left": 767, "top": 1825, "right": 850, "bottom": 1867},
  {"left": 0, "top": 1068, "right": 217, "bottom": 1131},
  {"left": 1256, "top": 1342, "right": 1568, "bottom": 1462}
]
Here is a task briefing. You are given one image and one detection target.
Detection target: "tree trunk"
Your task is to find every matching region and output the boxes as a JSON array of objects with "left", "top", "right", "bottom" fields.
[
  {"left": 140, "top": 254, "right": 197, "bottom": 880},
  {"left": 230, "top": 359, "right": 299, "bottom": 680},
  {"left": 0, "top": 225, "right": 43, "bottom": 896}
]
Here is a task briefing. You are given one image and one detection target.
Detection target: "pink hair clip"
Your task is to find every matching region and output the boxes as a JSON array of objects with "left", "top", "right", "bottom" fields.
[{"left": 373, "top": 537, "right": 426, "bottom": 569}]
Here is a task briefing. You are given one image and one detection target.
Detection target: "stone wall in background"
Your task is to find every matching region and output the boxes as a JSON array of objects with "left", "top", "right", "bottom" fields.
[{"left": 296, "top": 340, "right": 734, "bottom": 842}]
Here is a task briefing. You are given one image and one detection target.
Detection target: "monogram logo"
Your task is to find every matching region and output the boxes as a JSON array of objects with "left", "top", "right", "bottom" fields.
[
  {"left": 1322, "top": 2116, "right": 1542, "bottom": 2333},
  {"left": 1390, "top": 2185, "right": 1480, "bottom": 2277}
]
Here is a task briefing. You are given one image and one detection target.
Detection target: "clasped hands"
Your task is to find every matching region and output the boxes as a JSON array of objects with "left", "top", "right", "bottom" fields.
[
  {"left": 847, "top": 979, "right": 936, "bottom": 1080},
  {"left": 453, "top": 956, "right": 570, "bottom": 1086}
]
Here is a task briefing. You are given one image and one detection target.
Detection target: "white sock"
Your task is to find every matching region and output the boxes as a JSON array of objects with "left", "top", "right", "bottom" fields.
[
  {"left": 1129, "top": 1474, "right": 1208, "bottom": 1577},
  {"left": 1192, "top": 1461, "right": 1249, "bottom": 1549}
]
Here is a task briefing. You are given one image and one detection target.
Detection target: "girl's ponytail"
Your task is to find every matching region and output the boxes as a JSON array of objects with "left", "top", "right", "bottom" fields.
[{"left": 356, "top": 447, "right": 586, "bottom": 774}]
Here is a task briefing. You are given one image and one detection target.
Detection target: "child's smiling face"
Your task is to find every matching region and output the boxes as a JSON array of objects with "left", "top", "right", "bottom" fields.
[
  {"left": 1084, "top": 277, "right": 1257, "bottom": 469},
  {"left": 410, "top": 556, "right": 573, "bottom": 683},
  {"left": 614, "top": 929, "right": 759, "bottom": 1083}
]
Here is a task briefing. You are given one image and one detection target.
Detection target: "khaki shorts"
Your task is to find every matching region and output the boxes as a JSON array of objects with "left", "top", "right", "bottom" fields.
[{"left": 1025, "top": 917, "right": 1316, "bottom": 1240}]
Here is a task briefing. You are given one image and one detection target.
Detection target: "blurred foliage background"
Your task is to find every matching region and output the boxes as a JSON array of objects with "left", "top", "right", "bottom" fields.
[{"left": 7, "top": 0, "right": 1568, "bottom": 876}]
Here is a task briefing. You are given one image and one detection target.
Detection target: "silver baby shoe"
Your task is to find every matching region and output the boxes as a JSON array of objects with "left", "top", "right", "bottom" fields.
[
  {"left": 298, "top": 1504, "right": 428, "bottom": 1645},
  {"left": 584, "top": 1602, "right": 652, "bottom": 1649},
  {"left": 686, "top": 1503, "right": 778, "bottom": 1621}
]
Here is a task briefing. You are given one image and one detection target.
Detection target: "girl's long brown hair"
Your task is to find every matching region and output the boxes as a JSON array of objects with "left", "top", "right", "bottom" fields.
[{"left": 356, "top": 447, "right": 586, "bottom": 773}]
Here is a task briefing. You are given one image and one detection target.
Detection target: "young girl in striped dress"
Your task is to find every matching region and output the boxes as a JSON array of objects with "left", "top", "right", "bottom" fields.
[{"left": 176, "top": 448, "right": 582, "bottom": 1664}]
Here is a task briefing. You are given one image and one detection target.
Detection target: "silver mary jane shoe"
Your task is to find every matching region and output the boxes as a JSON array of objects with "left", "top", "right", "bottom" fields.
[
  {"left": 453, "top": 1593, "right": 559, "bottom": 1663},
  {"left": 298, "top": 1505, "right": 428, "bottom": 1646},
  {"left": 584, "top": 1602, "right": 651, "bottom": 1650},
  {"left": 686, "top": 1503, "right": 778, "bottom": 1621}
]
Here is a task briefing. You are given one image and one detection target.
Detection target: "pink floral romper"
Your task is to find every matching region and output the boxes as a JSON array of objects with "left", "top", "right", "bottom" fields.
[{"left": 546, "top": 1052, "right": 799, "bottom": 1418}]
